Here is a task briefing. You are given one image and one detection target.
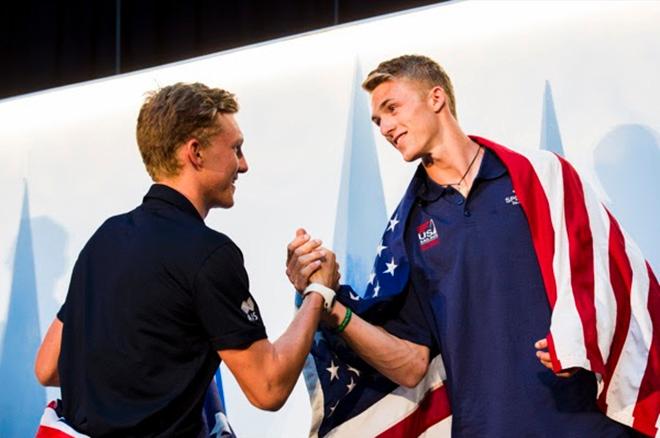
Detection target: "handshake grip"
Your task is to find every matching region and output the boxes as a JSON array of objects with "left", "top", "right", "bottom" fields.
[
  {"left": 286, "top": 230, "right": 340, "bottom": 293},
  {"left": 309, "top": 250, "right": 340, "bottom": 291}
]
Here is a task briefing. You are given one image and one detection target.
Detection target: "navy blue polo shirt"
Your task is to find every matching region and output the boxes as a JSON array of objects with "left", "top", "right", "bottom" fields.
[
  {"left": 57, "top": 184, "right": 267, "bottom": 437},
  {"left": 385, "top": 149, "right": 635, "bottom": 437}
]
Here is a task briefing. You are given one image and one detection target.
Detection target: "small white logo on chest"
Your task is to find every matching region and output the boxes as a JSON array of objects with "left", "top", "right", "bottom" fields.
[
  {"left": 241, "top": 297, "right": 259, "bottom": 322},
  {"left": 505, "top": 190, "right": 520, "bottom": 206}
]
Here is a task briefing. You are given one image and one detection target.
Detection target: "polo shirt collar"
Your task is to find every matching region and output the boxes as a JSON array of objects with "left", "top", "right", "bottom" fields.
[
  {"left": 143, "top": 184, "right": 204, "bottom": 222},
  {"left": 474, "top": 146, "right": 507, "bottom": 181},
  {"left": 415, "top": 146, "right": 507, "bottom": 202},
  {"left": 416, "top": 171, "right": 449, "bottom": 202}
]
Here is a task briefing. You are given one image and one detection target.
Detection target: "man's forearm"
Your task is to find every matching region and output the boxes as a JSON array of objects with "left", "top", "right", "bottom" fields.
[
  {"left": 266, "top": 293, "right": 325, "bottom": 405},
  {"left": 327, "top": 301, "right": 430, "bottom": 388}
]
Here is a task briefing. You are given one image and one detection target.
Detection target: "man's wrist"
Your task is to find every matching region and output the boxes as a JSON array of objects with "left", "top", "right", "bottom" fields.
[
  {"left": 335, "top": 307, "right": 352, "bottom": 333},
  {"left": 302, "top": 291, "right": 325, "bottom": 311},
  {"left": 322, "top": 301, "right": 347, "bottom": 328},
  {"left": 303, "top": 282, "right": 336, "bottom": 312}
]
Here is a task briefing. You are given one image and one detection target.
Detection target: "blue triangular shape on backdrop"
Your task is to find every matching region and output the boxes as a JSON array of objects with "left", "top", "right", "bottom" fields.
[
  {"left": 333, "top": 62, "right": 388, "bottom": 295},
  {"left": 0, "top": 182, "right": 47, "bottom": 437},
  {"left": 540, "top": 81, "right": 565, "bottom": 156}
]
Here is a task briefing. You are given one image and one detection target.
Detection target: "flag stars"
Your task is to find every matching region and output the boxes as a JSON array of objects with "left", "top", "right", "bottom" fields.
[
  {"left": 328, "top": 401, "right": 339, "bottom": 416},
  {"left": 347, "top": 365, "right": 361, "bottom": 376},
  {"left": 376, "top": 241, "right": 387, "bottom": 257},
  {"left": 346, "top": 377, "right": 356, "bottom": 394},
  {"left": 387, "top": 214, "right": 400, "bottom": 232},
  {"left": 349, "top": 291, "right": 359, "bottom": 301},
  {"left": 384, "top": 258, "right": 398, "bottom": 276},
  {"left": 368, "top": 271, "right": 376, "bottom": 285},
  {"left": 326, "top": 360, "right": 340, "bottom": 381},
  {"left": 373, "top": 282, "right": 380, "bottom": 297}
]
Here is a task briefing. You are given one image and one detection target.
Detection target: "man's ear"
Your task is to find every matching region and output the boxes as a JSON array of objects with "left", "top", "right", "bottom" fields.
[
  {"left": 181, "top": 138, "right": 203, "bottom": 170},
  {"left": 429, "top": 86, "right": 446, "bottom": 113}
]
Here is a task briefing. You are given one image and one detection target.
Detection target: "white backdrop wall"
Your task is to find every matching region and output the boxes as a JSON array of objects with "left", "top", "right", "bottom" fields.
[{"left": 0, "top": 1, "right": 658, "bottom": 436}]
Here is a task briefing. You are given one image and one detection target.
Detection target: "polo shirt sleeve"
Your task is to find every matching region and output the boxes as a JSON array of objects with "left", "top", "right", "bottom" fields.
[
  {"left": 57, "top": 303, "right": 66, "bottom": 322},
  {"left": 56, "top": 254, "right": 83, "bottom": 323},
  {"left": 194, "top": 242, "right": 267, "bottom": 350},
  {"left": 382, "top": 283, "right": 435, "bottom": 349}
]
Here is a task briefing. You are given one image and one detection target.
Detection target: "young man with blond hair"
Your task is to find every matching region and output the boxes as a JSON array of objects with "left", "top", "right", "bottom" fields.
[
  {"left": 288, "top": 55, "right": 657, "bottom": 436},
  {"left": 35, "top": 82, "right": 337, "bottom": 436}
]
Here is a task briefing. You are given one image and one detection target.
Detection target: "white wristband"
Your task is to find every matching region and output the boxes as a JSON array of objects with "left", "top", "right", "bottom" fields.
[{"left": 303, "top": 283, "right": 336, "bottom": 312}]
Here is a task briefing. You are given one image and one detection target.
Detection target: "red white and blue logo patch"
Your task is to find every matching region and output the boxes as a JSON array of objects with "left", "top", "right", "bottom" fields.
[{"left": 417, "top": 219, "right": 439, "bottom": 251}]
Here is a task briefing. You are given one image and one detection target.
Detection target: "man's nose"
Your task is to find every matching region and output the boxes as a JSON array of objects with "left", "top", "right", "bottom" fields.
[
  {"left": 380, "top": 118, "right": 395, "bottom": 138},
  {"left": 238, "top": 155, "right": 248, "bottom": 173}
]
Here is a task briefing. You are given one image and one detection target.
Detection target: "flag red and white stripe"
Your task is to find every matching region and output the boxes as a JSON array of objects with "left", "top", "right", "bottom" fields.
[
  {"left": 483, "top": 137, "right": 659, "bottom": 437},
  {"left": 35, "top": 400, "right": 89, "bottom": 438},
  {"left": 305, "top": 355, "right": 452, "bottom": 437}
]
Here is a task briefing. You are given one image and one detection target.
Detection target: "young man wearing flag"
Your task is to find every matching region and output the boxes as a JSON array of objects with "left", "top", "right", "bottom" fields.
[
  {"left": 34, "top": 82, "right": 339, "bottom": 437},
  {"left": 287, "top": 55, "right": 657, "bottom": 437}
]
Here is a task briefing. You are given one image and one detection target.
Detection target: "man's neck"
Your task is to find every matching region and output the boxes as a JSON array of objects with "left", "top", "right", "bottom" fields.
[
  {"left": 156, "top": 177, "right": 209, "bottom": 219},
  {"left": 422, "top": 122, "right": 483, "bottom": 197}
]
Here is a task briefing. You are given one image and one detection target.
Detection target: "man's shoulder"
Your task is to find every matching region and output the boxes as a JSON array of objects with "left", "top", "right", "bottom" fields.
[
  {"left": 197, "top": 224, "right": 236, "bottom": 254},
  {"left": 77, "top": 207, "right": 241, "bottom": 288},
  {"left": 84, "top": 206, "right": 234, "bottom": 259},
  {"left": 80, "top": 210, "right": 136, "bottom": 251}
]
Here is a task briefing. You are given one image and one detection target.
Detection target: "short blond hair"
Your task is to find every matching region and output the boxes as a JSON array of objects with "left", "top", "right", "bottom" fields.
[
  {"left": 362, "top": 54, "right": 456, "bottom": 117},
  {"left": 136, "top": 82, "right": 238, "bottom": 180}
]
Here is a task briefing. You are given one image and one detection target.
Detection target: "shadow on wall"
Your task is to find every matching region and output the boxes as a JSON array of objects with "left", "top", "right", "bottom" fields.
[{"left": 593, "top": 124, "right": 660, "bottom": 271}]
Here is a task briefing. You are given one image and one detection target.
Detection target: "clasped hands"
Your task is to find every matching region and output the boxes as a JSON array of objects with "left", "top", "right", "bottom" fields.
[
  {"left": 286, "top": 228, "right": 346, "bottom": 327},
  {"left": 286, "top": 228, "right": 339, "bottom": 294}
]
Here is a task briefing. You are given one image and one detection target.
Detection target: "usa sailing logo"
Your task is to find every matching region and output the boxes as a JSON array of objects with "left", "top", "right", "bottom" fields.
[{"left": 417, "top": 218, "right": 439, "bottom": 251}]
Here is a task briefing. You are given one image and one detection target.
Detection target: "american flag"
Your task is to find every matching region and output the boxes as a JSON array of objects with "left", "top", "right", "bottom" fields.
[
  {"left": 303, "top": 136, "right": 658, "bottom": 437},
  {"left": 35, "top": 400, "right": 90, "bottom": 438}
]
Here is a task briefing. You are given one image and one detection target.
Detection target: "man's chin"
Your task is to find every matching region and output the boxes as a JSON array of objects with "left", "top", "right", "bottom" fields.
[
  {"left": 212, "top": 197, "right": 234, "bottom": 210},
  {"left": 400, "top": 151, "right": 419, "bottom": 162},
  {"left": 396, "top": 145, "right": 419, "bottom": 162}
]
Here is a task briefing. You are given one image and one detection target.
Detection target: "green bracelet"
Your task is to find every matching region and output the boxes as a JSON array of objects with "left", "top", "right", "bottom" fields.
[{"left": 336, "top": 307, "right": 352, "bottom": 333}]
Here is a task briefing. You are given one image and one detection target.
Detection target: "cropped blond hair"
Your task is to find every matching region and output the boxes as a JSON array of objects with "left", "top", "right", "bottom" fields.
[
  {"left": 136, "top": 82, "right": 238, "bottom": 180},
  {"left": 362, "top": 54, "right": 456, "bottom": 117}
]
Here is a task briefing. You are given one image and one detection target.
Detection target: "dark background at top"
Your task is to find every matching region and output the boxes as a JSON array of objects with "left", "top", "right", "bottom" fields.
[{"left": 1, "top": 0, "right": 445, "bottom": 100}]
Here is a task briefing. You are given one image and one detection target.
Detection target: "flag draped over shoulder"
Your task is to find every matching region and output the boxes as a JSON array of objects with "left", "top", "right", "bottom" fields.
[{"left": 303, "top": 136, "right": 658, "bottom": 437}]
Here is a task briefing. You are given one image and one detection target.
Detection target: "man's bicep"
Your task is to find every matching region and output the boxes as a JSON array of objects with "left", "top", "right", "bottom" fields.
[
  {"left": 217, "top": 339, "right": 272, "bottom": 406},
  {"left": 218, "top": 338, "right": 269, "bottom": 375},
  {"left": 35, "top": 317, "right": 63, "bottom": 386}
]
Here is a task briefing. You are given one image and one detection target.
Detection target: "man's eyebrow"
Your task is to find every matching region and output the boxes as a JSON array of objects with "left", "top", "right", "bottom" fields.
[{"left": 378, "top": 98, "right": 393, "bottom": 111}]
